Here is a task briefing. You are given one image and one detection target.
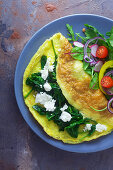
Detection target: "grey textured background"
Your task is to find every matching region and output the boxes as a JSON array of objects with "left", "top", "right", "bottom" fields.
[{"left": 1, "top": 0, "right": 113, "bottom": 170}]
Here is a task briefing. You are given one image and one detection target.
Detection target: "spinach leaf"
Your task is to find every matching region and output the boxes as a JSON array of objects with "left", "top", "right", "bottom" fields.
[
  {"left": 66, "top": 24, "right": 75, "bottom": 41},
  {"left": 83, "top": 118, "right": 97, "bottom": 125},
  {"left": 33, "top": 105, "right": 46, "bottom": 115},
  {"left": 65, "top": 125, "right": 79, "bottom": 138},
  {"left": 26, "top": 73, "right": 45, "bottom": 88},
  {"left": 89, "top": 72, "right": 99, "bottom": 89},
  {"left": 88, "top": 125, "right": 96, "bottom": 136},
  {"left": 24, "top": 88, "right": 33, "bottom": 99},
  {"left": 25, "top": 72, "right": 45, "bottom": 95},
  {"left": 51, "top": 39, "right": 58, "bottom": 68},
  {"left": 41, "top": 55, "right": 47, "bottom": 69}
]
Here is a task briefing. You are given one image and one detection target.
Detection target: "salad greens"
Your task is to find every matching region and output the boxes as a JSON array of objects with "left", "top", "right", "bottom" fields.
[
  {"left": 66, "top": 24, "right": 113, "bottom": 90},
  {"left": 66, "top": 24, "right": 76, "bottom": 42}
]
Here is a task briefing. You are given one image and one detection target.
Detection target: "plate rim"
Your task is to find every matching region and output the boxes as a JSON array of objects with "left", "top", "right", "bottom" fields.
[{"left": 14, "top": 14, "right": 113, "bottom": 153}]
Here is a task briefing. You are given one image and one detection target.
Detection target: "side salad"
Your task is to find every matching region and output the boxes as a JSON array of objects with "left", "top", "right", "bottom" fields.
[{"left": 66, "top": 24, "right": 113, "bottom": 113}]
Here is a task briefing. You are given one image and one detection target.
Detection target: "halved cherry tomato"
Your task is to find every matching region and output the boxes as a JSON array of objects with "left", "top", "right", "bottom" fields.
[
  {"left": 96, "top": 46, "right": 108, "bottom": 58},
  {"left": 99, "top": 60, "right": 113, "bottom": 94},
  {"left": 101, "top": 76, "right": 113, "bottom": 88}
]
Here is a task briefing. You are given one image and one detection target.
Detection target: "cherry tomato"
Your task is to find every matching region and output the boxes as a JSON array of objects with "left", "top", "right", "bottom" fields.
[
  {"left": 101, "top": 76, "right": 113, "bottom": 88},
  {"left": 96, "top": 46, "right": 108, "bottom": 58}
]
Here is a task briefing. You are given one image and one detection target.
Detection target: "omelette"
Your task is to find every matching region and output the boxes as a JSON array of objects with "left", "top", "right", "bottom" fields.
[{"left": 23, "top": 33, "right": 113, "bottom": 144}]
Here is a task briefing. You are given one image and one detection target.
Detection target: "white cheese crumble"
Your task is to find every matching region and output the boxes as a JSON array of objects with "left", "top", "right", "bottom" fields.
[
  {"left": 40, "top": 69, "right": 48, "bottom": 80},
  {"left": 48, "top": 65, "right": 54, "bottom": 72},
  {"left": 60, "top": 104, "right": 68, "bottom": 112},
  {"left": 59, "top": 111, "right": 72, "bottom": 122},
  {"left": 44, "top": 99, "right": 56, "bottom": 112},
  {"left": 96, "top": 123, "right": 107, "bottom": 132},
  {"left": 44, "top": 57, "right": 54, "bottom": 72},
  {"left": 40, "top": 85, "right": 42, "bottom": 88},
  {"left": 35, "top": 92, "right": 56, "bottom": 112},
  {"left": 84, "top": 124, "right": 92, "bottom": 132},
  {"left": 43, "top": 82, "right": 52, "bottom": 91},
  {"left": 83, "top": 123, "right": 107, "bottom": 133},
  {"left": 41, "top": 57, "right": 54, "bottom": 80},
  {"left": 58, "top": 48, "right": 61, "bottom": 52},
  {"left": 35, "top": 92, "right": 52, "bottom": 104}
]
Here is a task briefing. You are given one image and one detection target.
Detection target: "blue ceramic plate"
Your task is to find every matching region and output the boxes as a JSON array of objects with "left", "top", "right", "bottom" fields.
[{"left": 14, "top": 14, "right": 113, "bottom": 153}]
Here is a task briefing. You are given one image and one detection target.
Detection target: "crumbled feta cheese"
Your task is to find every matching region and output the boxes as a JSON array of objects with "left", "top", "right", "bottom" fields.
[
  {"left": 35, "top": 92, "right": 56, "bottom": 112},
  {"left": 60, "top": 104, "right": 68, "bottom": 112},
  {"left": 96, "top": 123, "right": 107, "bottom": 132},
  {"left": 43, "top": 82, "right": 52, "bottom": 91},
  {"left": 48, "top": 65, "right": 54, "bottom": 72},
  {"left": 58, "top": 48, "right": 61, "bottom": 52},
  {"left": 44, "top": 99, "right": 56, "bottom": 111},
  {"left": 41, "top": 57, "right": 54, "bottom": 80},
  {"left": 41, "top": 69, "right": 48, "bottom": 80},
  {"left": 40, "top": 85, "right": 42, "bottom": 88},
  {"left": 83, "top": 124, "right": 92, "bottom": 132},
  {"left": 35, "top": 92, "right": 52, "bottom": 104},
  {"left": 44, "top": 57, "right": 51, "bottom": 70},
  {"left": 59, "top": 111, "right": 72, "bottom": 122}
]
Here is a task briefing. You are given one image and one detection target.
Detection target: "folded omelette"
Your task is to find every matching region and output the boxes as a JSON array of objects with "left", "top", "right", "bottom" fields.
[{"left": 23, "top": 33, "right": 113, "bottom": 144}]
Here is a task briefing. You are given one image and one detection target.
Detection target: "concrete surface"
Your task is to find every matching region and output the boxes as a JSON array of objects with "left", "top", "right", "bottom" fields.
[{"left": 1, "top": 0, "right": 113, "bottom": 170}]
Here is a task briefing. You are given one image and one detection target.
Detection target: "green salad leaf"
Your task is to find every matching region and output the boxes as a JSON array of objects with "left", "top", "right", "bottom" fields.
[
  {"left": 41, "top": 55, "right": 47, "bottom": 69},
  {"left": 89, "top": 72, "right": 99, "bottom": 89},
  {"left": 88, "top": 125, "right": 96, "bottom": 136},
  {"left": 84, "top": 24, "right": 105, "bottom": 38},
  {"left": 66, "top": 24, "right": 76, "bottom": 42}
]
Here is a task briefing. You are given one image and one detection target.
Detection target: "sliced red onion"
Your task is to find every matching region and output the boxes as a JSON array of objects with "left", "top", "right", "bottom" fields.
[
  {"left": 94, "top": 61, "right": 104, "bottom": 72},
  {"left": 103, "top": 87, "right": 113, "bottom": 95},
  {"left": 90, "top": 44, "right": 98, "bottom": 57},
  {"left": 84, "top": 54, "right": 94, "bottom": 63},
  {"left": 102, "top": 70, "right": 113, "bottom": 95},
  {"left": 90, "top": 61, "right": 97, "bottom": 66},
  {"left": 112, "top": 102, "right": 113, "bottom": 108},
  {"left": 107, "top": 97, "right": 113, "bottom": 113},
  {"left": 73, "top": 41, "right": 84, "bottom": 47},
  {"left": 104, "top": 70, "right": 113, "bottom": 77},
  {"left": 84, "top": 37, "right": 105, "bottom": 63}
]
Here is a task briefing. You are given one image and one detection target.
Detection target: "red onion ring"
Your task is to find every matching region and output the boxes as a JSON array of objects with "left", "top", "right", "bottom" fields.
[
  {"left": 102, "top": 70, "right": 113, "bottom": 95},
  {"left": 94, "top": 61, "right": 104, "bottom": 72},
  {"left": 105, "top": 70, "right": 113, "bottom": 77},
  {"left": 84, "top": 37, "right": 105, "bottom": 64},
  {"left": 84, "top": 54, "right": 94, "bottom": 63},
  {"left": 107, "top": 97, "right": 113, "bottom": 113}
]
